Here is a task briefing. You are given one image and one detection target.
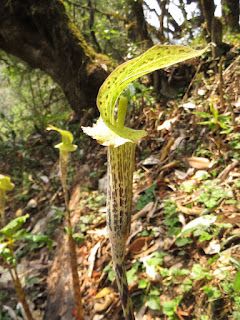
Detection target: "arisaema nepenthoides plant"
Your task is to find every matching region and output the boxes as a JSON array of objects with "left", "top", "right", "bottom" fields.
[
  {"left": 47, "top": 125, "right": 84, "bottom": 320},
  {"left": 82, "top": 45, "right": 206, "bottom": 320},
  {"left": 0, "top": 175, "right": 15, "bottom": 227}
]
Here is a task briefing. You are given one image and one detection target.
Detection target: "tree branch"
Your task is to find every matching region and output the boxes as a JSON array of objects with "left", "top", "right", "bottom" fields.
[
  {"left": 64, "top": 0, "right": 127, "bottom": 22},
  {"left": 0, "top": 0, "right": 111, "bottom": 120}
]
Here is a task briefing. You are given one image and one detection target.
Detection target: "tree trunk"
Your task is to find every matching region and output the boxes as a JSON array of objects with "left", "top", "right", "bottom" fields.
[
  {"left": 222, "top": 0, "right": 240, "bottom": 32},
  {"left": 211, "top": 17, "right": 223, "bottom": 59},
  {"left": 201, "top": 0, "right": 215, "bottom": 37},
  {"left": 201, "top": 0, "right": 225, "bottom": 60},
  {"left": 127, "top": 0, "right": 153, "bottom": 49},
  {"left": 158, "top": 0, "right": 168, "bottom": 43},
  {"left": 88, "top": 0, "right": 102, "bottom": 53},
  {"left": 0, "top": 0, "right": 111, "bottom": 121}
]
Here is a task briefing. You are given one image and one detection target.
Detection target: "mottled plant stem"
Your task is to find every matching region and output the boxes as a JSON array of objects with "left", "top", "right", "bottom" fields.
[
  {"left": 12, "top": 267, "right": 34, "bottom": 320},
  {"left": 7, "top": 241, "right": 34, "bottom": 320},
  {"left": 107, "top": 142, "right": 135, "bottom": 320},
  {"left": 0, "top": 189, "right": 6, "bottom": 227},
  {"left": 60, "top": 151, "right": 84, "bottom": 320},
  {"left": 219, "top": 56, "right": 225, "bottom": 109}
]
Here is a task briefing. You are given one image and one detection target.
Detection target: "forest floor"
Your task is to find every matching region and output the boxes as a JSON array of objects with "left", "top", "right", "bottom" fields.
[{"left": 1, "top": 44, "right": 240, "bottom": 320}]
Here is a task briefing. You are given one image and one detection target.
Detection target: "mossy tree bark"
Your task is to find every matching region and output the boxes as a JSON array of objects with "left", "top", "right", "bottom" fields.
[
  {"left": 222, "top": 0, "right": 240, "bottom": 32},
  {"left": 200, "top": 0, "right": 215, "bottom": 37},
  {"left": 201, "top": 0, "right": 224, "bottom": 59},
  {"left": 126, "top": 0, "right": 153, "bottom": 49},
  {"left": 0, "top": 0, "right": 111, "bottom": 120}
]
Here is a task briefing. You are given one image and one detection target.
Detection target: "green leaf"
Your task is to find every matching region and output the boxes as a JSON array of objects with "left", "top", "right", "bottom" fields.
[
  {"left": 21, "top": 234, "right": 53, "bottom": 249},
  {"left": 191, "top": 264, "right": 211, "bottom": 280},
  {"left": 161, "top": 268, "right": 170, "bottom": 277},
  {"left": 172, "top": 269, "right": 190, "bottom": 277},
  {"left": 0, "top": 214, "right": 29, "bottom": 238},
  {"left": 150, "top": 287, "right": 161, "bottom": 295},
  {"left": 209, "top": 104, "right": 218, "bottom": 119},
  {"left": 147, "top": 252, "right": 165, "bottom": 266},
  {"left": 181, "top": 279, "right": 193, "bottom": 293},
  {"left": 127, "top": 261, "right": 140, "bottom": 284},
  {"left": 136, "top": 184, "right": 156, "bottom": 210},
  {"left": 146, "top": 295, "right": 161, "bottom": 310},
  {"left": 108, "top": 269, "right": 116, "bottom": 282},
  {"left": 72, "top": 233, "right": 85, "bottom": 245},
  {"left": 103, "top": 264, "right": 116, "bottom": 282},
  {"left": 234, "top": 270, "right": 240, "bottom": 293},
  {"left": 1, "top": 247, "right": 15, "bottom": 264},
  {"left": 166, "top": 296, "right": 182, "bottom": 316},
  {"left": 12, "top": 228, "right": 28, "bottom": 240},
  {"left": 83, "top": 45, "right": 206, "bottom": 147},
  {"left": 162, "top": 300, "right": 178, "bottom": 316},
  {"left": 0, "top": 241, "right": 8, "bottom": 254},
  {"left": 199, "top": 231, "right": 213, "bottom": 242},
  {"left": 98, "top": 45, "right": 207, "bottom": 125},
  {"left": 198, "top": 121, "right": 215, "bottom": 126},
  {"left": 220, "top": 127, "right": 233, "bottom": 134},
  {"left": 175, "top": 237, "right": 193, "bottom": 247},
  {"left": 218, "top": 122, "right": 229, "bottom": 130},
  {"left": 138, "top": 279, "right": 148, "bottom": 289},
  {"left": 203, "top": 285, "right": 222, "bottom": 299},
  {"left": 193, "top": 112, "right": 211, "bottom": 118},
  {"left": 233, "top": 312, "right": 240, "bottom": 320}
]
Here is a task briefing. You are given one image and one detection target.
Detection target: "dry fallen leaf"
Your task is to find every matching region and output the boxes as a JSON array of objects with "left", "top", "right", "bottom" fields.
[
  {"left": 15, "top": 208, "right": 23, "bottom": 217},
  {"left": 88, "top": 241, "right": 101, "bottom": 277},
  {"left": 94, "top": 292, "right": 114, "bottom": 312},
  {"left": 95, "top": 287, "right": 112, "bottom": 299},
  {"left": 187, "top": 157, "right": 211, "bottom": 169},
  {"left": 160, "top": 160, "right": 181, "bottom": 171},
  {"left": 136, "top": 303, "right": 147, "bottom": 320},
  {"left": 183, "top": 102, "right": 196, "bottom": 109},
  {"left": 142, "top": 155, "right": 161, "bottom": 166},
  {"left": 157, "top": 117, "right": 177, "bottom": 131},
  {"left": 203, "top": 240, "right": 221, "bottom": 255},
  {"left": 160, "top": 137, "right": 175, "bottom": 161},
  {"left": 128, "top": 236, "right": 154, "bottom": 254},
  {"left": 176, "top": 202, "right": 202, "bottom": 215},
  {"left": 132, "top": 202, "right": 154, "bottom": 220},
  {"left": 192, "top": 170, "right": 209, "bottom": 181},
  {"left": 178, "top": 215, "right": 216, "bottom": 238},
  {"left": 174, "top": 169, "right": 190, "bottom": 180}
]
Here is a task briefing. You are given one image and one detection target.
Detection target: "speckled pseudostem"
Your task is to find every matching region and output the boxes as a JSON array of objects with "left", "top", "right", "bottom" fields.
[
  {"left": 0, "top": 189, "right": 6, "bottom": 226},
  {"left": 107, "top": 142, "right": 135, "bottom": 320}
]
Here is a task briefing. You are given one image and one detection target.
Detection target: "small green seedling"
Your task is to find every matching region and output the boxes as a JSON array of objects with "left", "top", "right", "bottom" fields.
[
  {"left": 103, "top": 264, "right": 116, "bottom": 282},
  {"left": 47, "top": 125, "right": 84, "bottom": 320},
  {"left": 0, "top": 175, "right": 14, "bottom": 227},
  {"left": 83, "top": 44, "right": 206, "bottom": 320},
  {"left": 0, "top": 214, "right": 52, "bottom": 320},
  {"left": 194, "top": 102, "right": 233, "bottom": 152},
  {"left": 191, "top": 264, "right": 211, "bottom": 281},
  {"left": 136, "top": 184, "right": 156, "bottom": 210},
  {"left": 162, "top": 296, "right": 182, "bottom": 320}
]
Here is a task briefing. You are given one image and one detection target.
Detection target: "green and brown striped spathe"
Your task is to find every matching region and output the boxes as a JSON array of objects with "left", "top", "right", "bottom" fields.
[{"left": 107, "top": 142, "right": 135, "bottom": 320}]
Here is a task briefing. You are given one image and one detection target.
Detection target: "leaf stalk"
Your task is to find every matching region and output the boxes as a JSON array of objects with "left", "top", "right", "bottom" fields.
[{"left": 59, "top": 150, "right": 84, "bottom": 320}]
